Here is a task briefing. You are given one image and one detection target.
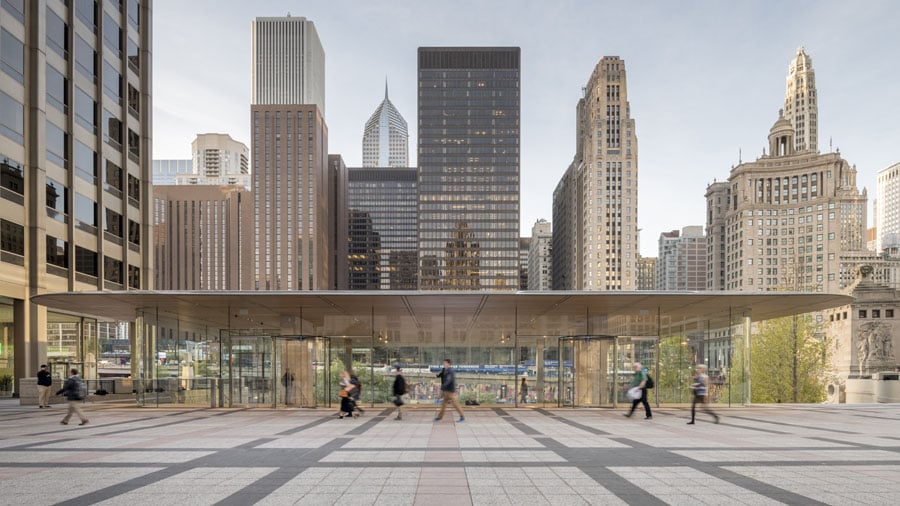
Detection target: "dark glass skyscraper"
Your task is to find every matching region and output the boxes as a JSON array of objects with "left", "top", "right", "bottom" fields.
[
  {"left": 417, "top": 47, "right": 520, "bottom": 290},
  {"left": 347, "top": 167, "right": 418, "bottom": 290}
]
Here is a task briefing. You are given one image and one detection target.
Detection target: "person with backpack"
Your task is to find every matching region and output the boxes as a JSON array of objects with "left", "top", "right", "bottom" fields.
[
  {"left": 624, "top": 362, "right": 652, "bottom": 420},
  {"left": 392, "top": 366, "right": 408, "bottom": 420},
  {"left": 687, "top": 364, "right": 719, "bottom": 425},
  {"left": 55, "top": 368, "right": 89, "bottom": 426}
]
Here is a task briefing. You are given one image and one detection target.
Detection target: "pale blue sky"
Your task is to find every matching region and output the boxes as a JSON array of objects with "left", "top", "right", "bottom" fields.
[{"left": 152, "top": 0, "right": 900, "bottom": 256}]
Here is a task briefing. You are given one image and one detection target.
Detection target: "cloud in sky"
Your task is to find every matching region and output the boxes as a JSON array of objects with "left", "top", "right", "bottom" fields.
[{"left": 152, "top": 0, "right": 900, "bottom": 256}]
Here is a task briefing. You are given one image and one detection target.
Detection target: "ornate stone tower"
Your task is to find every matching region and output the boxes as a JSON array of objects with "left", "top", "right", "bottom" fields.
[{"left": 784, "top": 47, "right": 818, "bottom": 153}]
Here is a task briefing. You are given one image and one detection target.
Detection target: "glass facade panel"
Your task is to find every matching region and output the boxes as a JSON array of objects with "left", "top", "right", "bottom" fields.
[
  {"left": 102, "top": 60, "right": 121, "bottom": 102},
  {"left": 45, "top": 120, "right": 67, "bottom": 167},
  {"left": 74, "top": 245, "right": 98, "bottom": 276},
  {"left": 102, "top": 12, "right": 121, "bottom": 54},
  {"left": 2, "top": 0, "right": 25, "bottom": 23},
  {"left": 74, "top": 34, "right": 96, "bottom": 79},
  {"left": 46, "top": 8, "right": 68, "bottom": 58},
  {"left": 46, "top": 236, "right": 69, "bottom": 268},
  {"left": 0, "top": 91, "right": 24, "bottom": 144},
  {"left": 0, "top": 219, "right": 24, "bottom": 256},
  {"left": 0, "top": 28, "right": 24, "bottom": 83},
  {"left": 74, "top": 0, "right": 97, "bottom": 30},
  {"left": 74, "top": 192, "right": 97, "bottom": 232},
  {"left": 46, "top": 64, "right": 68, "bottom": 113},
  {"left": 74, "top": 86, "right": 97, "bottom": 133},
  {"left": 74, "top": 140, "right": 97, "bottom": 183},
  {"left": 46, "top": 177, "right": 69, "bottom": 221},
  {"left": 1, "top": 156, "right": 24, "bottom": 196}
]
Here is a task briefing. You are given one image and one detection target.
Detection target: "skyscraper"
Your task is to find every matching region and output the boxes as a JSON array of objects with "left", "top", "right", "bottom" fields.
[
  {"left": 250, "top": 17, "right": 330, "bottom": 290},
  {"left": 346, "top": 167, "right": 418, "bottom": 290},
  {"left": 153, "top": 184, "right": 252, "bottom": 290},
  {"left": 876, "top": 162, "right": 900, "bottom": 254},
  {"left": 527, "top": 219, "right": 553, "bottom": 291},
  {"left": 552, "top": 57, "right": 639, "bottom": 290},
  {"left": 783, "top": 47, "right": 818, "bottom": 153},
  {"left": 657, "top": 226, "right": 707, "bottom": 291},
  {"left": 707, "top": 51, "right": 867, "bottom": 293},
  {"left": 176, "top": 133, "right": 249, "bottom": 189},
  {"left": 251, "top": 16, "right": 325, "bottom": 111},
  {"left": 0, "top": 0, "right": 152, "bottom": 388},
  {"left": 362, "top": 83, "right": 409, "bottom": 167},
  {"left": 417, "top": 47, "right": 520, "bottom": 290}
]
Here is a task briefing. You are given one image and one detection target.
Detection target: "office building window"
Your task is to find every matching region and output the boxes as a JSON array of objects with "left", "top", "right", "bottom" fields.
[
  {"left": 102, "top": 61, "right": 122, "bottom": 102},
  {"left": 128, "top": 264, "right": 140, "bottom": 288},
  {"left": 46, "top": 236, "right": 69, "bottom": 268},
  {"left": 103, "top": 255, "right": 123, "bottom": 284},
  {"left": 74, "top": 140, "right": 97, "bottom": 183},
  {"left": 74, "top": 86, "right": 97, "bottom": 132},
  {"left": 1, "top": 28, "right": 24, "bottom": 83},
  {"left": 104, "top": 109, "right": 122, "bottom": 148},
  {"left": 74, "top": 0, "right": 97, "bottom": 30},
  {"left": 1, "top": 156, "right": 24, "bottom": 196},
  {"left": 75, "top": 246, "right": 98, "bottom": 276},
  {"left": 45, "top": 120, "right": 67, "bottom": 167},
  {"left": 127, "top": 219, "right": 140, "bottom": 245},
  {"left": 0, "top": 218, "right": 24, "bottom": 256},
  {"left": 74, "top": 34, "right": 96, "bottom": 79},
  {"left": 127, "top": 174, "right": 140, "bottom": 204},
  {"left": 127, "top": 37, "right": 139, "bottom": 73},
  {"left": 46, "top": 177, "right": 68, "bottom": 221},
  {"left": 102, "top": 12, "right": 121, "bottom": 54},
  {"left": 105, "top": 160, "right": 122, "bottom": 193},
  {"left": 0, "top": 91, "right": 24, "bottom": 144},
  {"left": 74, "top": 192, "right": 97, "bottom": 232},
  {"left": 105, "top": 208, "right": 123, "bottom": 237},
  {"left": 46, "top": 64, "right": 68, "bottom": 113},
  {"left": 46, "top": 8, "right": 68, "bottom": 58}
]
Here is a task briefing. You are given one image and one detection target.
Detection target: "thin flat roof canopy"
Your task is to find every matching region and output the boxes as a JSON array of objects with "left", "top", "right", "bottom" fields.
[{"left": 32, "top": 291, "right": 853, "bottom": 340}]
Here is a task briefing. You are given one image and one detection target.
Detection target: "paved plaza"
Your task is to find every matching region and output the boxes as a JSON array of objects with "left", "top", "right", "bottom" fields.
[{"left": 0, "top": 401, "right": 898, "bottom": 505}]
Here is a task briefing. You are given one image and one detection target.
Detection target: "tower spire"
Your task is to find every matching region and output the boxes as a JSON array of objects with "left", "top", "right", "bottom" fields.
[{"left": 385, "top": 77, "right": 389, "bottom": 100}]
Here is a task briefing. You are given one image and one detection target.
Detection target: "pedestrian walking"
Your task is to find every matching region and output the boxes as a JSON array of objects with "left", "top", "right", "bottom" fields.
[
  {"left": 519, "top": 377, "right": 528, "bottom": 404},
  {"left": 337, "top": 370, "right": 354, "bottom": 419},
  {"left": 434, "top": 359, "right": 465, "bottom": 422},
  {"left": 688, "top": 364, "right": 719, "bottom": 424},
  {"left": 37, "top": 364, "right": 53, "bottom": 408},
  {"left": 281, "top": 369, "right": 295, "bottom": 405},
  {"left": 349, "top": 370, "right": 364, "bottom": 417},
  {"left": 624, "top": 362, "right": 652, "bottom": 419},
  {"left": 392, "top": 366, "right": 408, "bottom": 420},
  {"left": 55, "top": 368, "right": 89, "bottom": 426}
]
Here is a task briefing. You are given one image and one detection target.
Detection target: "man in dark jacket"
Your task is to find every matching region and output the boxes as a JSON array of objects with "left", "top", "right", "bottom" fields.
[
  {"left": 37, "top": 364, "right": 53, "bottom": 408},
  {"left": 55, "top": 368, "right": 88, "bottom": 426},
  {"left": 434, "top": 359, "right": 465, "bottom": 422},
  {"left": 392, "top": 366, "right": 408, "bottom": 420}
]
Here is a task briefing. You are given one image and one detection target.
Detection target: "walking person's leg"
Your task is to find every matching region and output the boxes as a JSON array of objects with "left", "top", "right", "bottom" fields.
[
  {"left": 702, "top": 397, "right": 719, "bottom": 423},
  {"left": 436, "top": 391, "right": 449, "bottom": 420},
  {"left": 627, "top": 397, "right": 639, "bottom": 417},
  {"left": 641, "top": 389, "right": 652, "bottom": 418},
  {"left": 62, "top": 401, "right": 75, "bottom": 423},
  {"left": 72, "top": 402, "right": 88, "bottom": 424},
  {"left": 451, "top": 393, "right": 464, "bottom": 419},
  {"left": 688, "top": 395, "right": 698, "bottom": 424}
]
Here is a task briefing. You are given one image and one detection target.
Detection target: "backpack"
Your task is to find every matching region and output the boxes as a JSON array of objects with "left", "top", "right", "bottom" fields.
[{"left": 644, "top": 373, "right": 655, "bottom": 390}]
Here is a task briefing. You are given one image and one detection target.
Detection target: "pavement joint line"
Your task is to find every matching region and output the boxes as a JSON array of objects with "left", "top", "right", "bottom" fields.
[
  {"left": 725, "top": 414, "right": 861, "bottom": 434},
  {"left": 535, "top": 407, "right": 613, "bottom": 435},
  {"left": 275, "top": 415, "right": 333, "bottom": 435}
]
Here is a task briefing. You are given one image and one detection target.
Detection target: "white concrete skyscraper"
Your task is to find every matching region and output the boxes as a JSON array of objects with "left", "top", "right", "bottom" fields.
[
  {"left": 251, "top": 16, "right": 325, "bottom": 111},
  {"left": 362, "top": 82, "right": 409, "bottom": 167},
  {"left": 876, "top": 162, "right": 900, "bottom": 254},
  {"left": 784, "top": 47, "right": 818, "bottom": 153}
]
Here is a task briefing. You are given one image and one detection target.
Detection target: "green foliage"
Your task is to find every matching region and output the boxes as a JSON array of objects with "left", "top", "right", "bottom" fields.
[
  {"left": 655, "top": 335, "right": 694, "bottom": 403},
  {"left": 749, "top": 315, "right": 829, "bottom": 403}
]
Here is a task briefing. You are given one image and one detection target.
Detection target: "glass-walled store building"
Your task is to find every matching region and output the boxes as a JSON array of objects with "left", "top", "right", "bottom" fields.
[{"left": 31, "top": 291, "right": 850, "bottom": 408}]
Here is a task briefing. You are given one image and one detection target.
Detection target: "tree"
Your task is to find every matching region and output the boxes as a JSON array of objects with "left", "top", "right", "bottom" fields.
[
  {"left": 748, "top": 314, "right": 829, "bottom": 403},
  {"left": 656, "top": 335, "right": 694, "bottom": 403}
]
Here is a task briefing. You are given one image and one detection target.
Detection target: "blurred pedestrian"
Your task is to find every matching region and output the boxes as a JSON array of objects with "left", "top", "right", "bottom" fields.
[
  {"left": 392, "top": 366, "right": 408, "bottom": 420},
  {"left": 434, "top": 359, "right": 465, "bottom": 422},
  {"left": 624, "top": 362, "right": 652, "bottom": 420},
  {"left": 55, "top": 368, "right": 88, "bottom": 426},
  {"left": 519, "top": 377, "right": 528, "bottom": 404},
  {"left": 688, "top": 364, "right": 719, "bottom": 425}
]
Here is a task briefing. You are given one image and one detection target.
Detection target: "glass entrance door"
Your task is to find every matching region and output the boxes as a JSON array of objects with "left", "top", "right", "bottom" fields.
[
  {"left": 225, "top": 335, "right": 275, "bottom": 407},
  {"left": 558, "top": 336, "right": 617, "bottom": 407},
  {"left": 274, "top": 336, "right": 330, "bottom": 408}
]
